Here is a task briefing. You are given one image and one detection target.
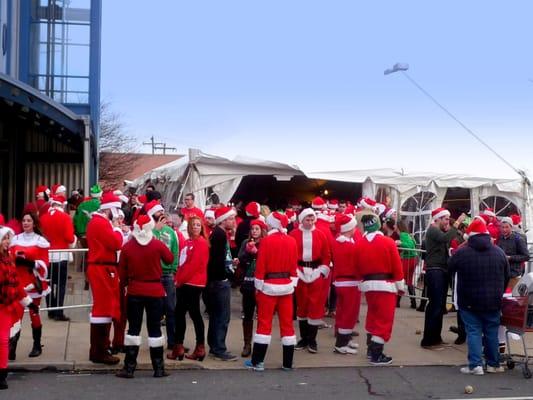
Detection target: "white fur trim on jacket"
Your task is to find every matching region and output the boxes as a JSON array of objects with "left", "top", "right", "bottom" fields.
[
  {"left": 297, "top": 266, "right": 325, "bottom": 283},
  {"left": 148, "top": 336, "right": 165, "bottom": 348},
  {"left": 10, "top": 321, "right": 21, "bottom": 338},
  {"left": 254, "top": 278, "right": 264, "bottom": 292},
  {"left": 20, "top": 296, "right": 33, "bottom": 307},
  {"left": 260, "top": 282, "right": 295, "bottom": 296},
  {"left": 363, "top": 231, "right": 383, "bottom": 242},
  {"left": 336, "top": 235, "right": 354, "bottom": 244},
  {"left": 281, "top": 335, "right": 297, "bottom": 346},
  {"left": 34, "top": 260, "right": 48, "bottom": 280},
  {"left": 334, "top": 280, "right": 360, "bottom": 287},
  {"left": 318, "top": 265, "right": 330, "bottom": 278},
  {"left": 316, "top": 213, "right": 333, "bottom": 223},
  {"left": 395, "top": 280, "right": 406, "bottom": 293},
  {"left": 338, "top": 328, "right": 354, "bottom": 335},
  {"left": 254, "top": 333, "right": 272, "bottom": 345},
  {"left": 358, "top": 280, "right": 398, "bottom": 293},
  {"left": 90, "top": 314, "right": 112, "bottom": 324},
  {"left": 301, "top": 228, "right": 313, "bottom": 261},
  {"left": 291, "top": 277, "right": 299, "bottom": 287},
  {"left": 124, "top": 334, "right": 142, "bottom": 346},
  {"left": 307, "top": 318, "right": 324, "bottom": 326},
  {"left": 371, "top": 335, "right": 385, "bottom": 344}
]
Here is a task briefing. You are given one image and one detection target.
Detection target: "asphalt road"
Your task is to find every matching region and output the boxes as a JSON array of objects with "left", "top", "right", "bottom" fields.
[{"left": 5, "top": 366, "right": 533, "bottom": 400}]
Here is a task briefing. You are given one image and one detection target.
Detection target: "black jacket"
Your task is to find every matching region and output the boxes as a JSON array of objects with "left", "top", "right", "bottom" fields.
[
  {"left": 235, "top": 216, "right": 253, "bottom": 251},
  {"left": 448, "top": 234, "right": 510, "bottom": 312},
  {"left": 207, "top": 226, "right": 230, "bottom": 282},
  {"left": 497, "top": 233, "right": 530, "bottom": 278}
]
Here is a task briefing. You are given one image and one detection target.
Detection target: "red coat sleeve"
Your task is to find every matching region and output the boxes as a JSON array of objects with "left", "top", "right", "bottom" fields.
[
  {"left": 63, "top": 213, "right": 75, "bottom": 244},
  {"left": 159, "top": 240, "right": 175, "bottom": 266},
  {"left": 388, "top": 239, "right": 404, "bottom": 282},
  {"left": 118, "top": 245, "right": 129, "bottom": 286},
  {"left": 289, "top": 236, "right": 298, "bottom": 279},
  {"left": 319, "top": 231, "right": 331, "bottom": 267}
]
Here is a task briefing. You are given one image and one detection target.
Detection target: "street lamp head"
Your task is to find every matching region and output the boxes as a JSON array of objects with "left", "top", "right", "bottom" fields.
[{"left": 384, "top": 62, "right": 409, "bottom": 75}]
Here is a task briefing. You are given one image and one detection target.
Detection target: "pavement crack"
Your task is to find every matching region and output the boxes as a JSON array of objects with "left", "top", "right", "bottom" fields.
[{"left": 357, "top": 369, "right": 383, "bottom": 397}]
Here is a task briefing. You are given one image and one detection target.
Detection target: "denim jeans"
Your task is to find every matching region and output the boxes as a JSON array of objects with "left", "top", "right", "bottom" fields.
[
  {"left": 421, "top": 269, "right": 448, "bottom": 346},
  {"left": 460, "top": 309, "right": 500, "bottom": 369},
  {"left": 161, "top": 273, "right": 176, "bottom": 346},
  {"left": 46, "top": 260, "right": 68, "bottom": 317},
  {"left": 207, "top": 280, "right": 231, "bottom": 355}
]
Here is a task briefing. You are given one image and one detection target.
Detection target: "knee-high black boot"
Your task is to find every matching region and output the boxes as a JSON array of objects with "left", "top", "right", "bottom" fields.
[
  {"left": 8, "top": 332, "right": 20, "bottom": 361},
  {"left": 282, "top": 345, "right": 295, "bottom": 370},
  {"left": 295, "top": 320, "right": 309, "bottom": 350},
  {"left": 244, "top": 342, "right": 268, "bottom": 370},
  {"left": 28, "top": 327, "right": 42, "bottom": 358},
  {"left": 307, "top": 324, "right": 319, "bottom": 353},
  {"left": 150, "top": 346, "right": 169, "bottom": 378},
  {"left": 408, "top": 286, "right": 417, "bottom": 309},
  {"left": 116, "top": 346, "right": 139, "bottom": 378},
  {"left": 0, "top": 369, "right": 7, "bottom": 390},
  {"left": 366, "top": 333, "right": 372, "bottom": 358}
]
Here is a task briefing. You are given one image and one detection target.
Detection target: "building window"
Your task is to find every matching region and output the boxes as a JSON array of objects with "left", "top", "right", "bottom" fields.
[{"left": 29, "top": 0, "right": 91, "bottom": 104}]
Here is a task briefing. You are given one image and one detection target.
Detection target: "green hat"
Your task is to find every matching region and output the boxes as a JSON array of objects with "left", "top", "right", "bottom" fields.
[
  {"left": 90, "top": 184, "right": 103, "bottom": 198},
  {"left": 361, "top": 213, "right": 381, "bottom": 233}
]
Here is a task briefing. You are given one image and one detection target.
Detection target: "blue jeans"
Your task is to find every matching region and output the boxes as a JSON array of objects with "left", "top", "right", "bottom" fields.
[
  {"left": 161, "top": 273, "right": 176, "bottom": 346},
  {"left": 421, "top": 269, "right": 448, "bottom": 346},
  {"left": 460, "top": 309, "right": 500, "bottom": 369},
  {"left": 207, "top": 280, "right": 231, "bottom": 355}
]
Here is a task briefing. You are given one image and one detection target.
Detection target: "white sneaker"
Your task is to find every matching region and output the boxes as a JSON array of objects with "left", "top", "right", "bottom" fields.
[
  {"left": 334, "top": 346, "right": 358, "bottom": 355},
  {"left": 460, "top": 366, "right": 484, "bottom": 375},
  {"left": 486, "top": 365, "right": 505, "bottom": 373},
  {"left": 348, "top": 340, "right": 359, "bottom": 349}
]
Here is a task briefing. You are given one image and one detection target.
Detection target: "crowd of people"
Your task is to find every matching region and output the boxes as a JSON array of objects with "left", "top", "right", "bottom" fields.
[{"left": 0, "top": 182, "right": 530, "bottom": 388}]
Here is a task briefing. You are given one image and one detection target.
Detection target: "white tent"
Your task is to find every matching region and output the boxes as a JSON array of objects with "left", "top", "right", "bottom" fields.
[
  {"left": 131, "top": 149, "right": 532, "bottom": 232},
  {"left": 131, "top": 149, "right": 305, "bottom": 209}
]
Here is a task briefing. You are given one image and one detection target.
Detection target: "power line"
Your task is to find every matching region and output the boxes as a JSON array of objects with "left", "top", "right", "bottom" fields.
[
  {"left": 142, "top": 136, "right": 175, "bottom": 155},
  {"left": 400, "top": 71, "right": 522, "bottom": 177}
]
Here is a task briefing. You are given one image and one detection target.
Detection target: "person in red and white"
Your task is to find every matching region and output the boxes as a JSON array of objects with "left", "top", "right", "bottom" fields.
[
  {"left": 235, "top": 201, "right": 261, "bottom": 250},
  {"left": 289, "top": 208, "right": 331, "bottom": 353},
  {"left": 328, "top": 199, "right": 339, "bottom": 214},
  {"left": 354, "top": 212, "right": 404, "bottom": 365},
  {"left": 86, "top": 192, "right": 124, "bottom": 365},
  {"left": 244, "top": 211, "right": 298, "bottom": 371},
  {"left": 480, "top": 208, "right": 500, "bottom": 242},
  {"left": 9, "top": 211, "right": 51, "bottom": 358},
  {"left": 40, "top": 195, "right": 77, "bottom": 321},
  {"left": 182, "top": 193, "right": 204, "bottom": 221},
  {"left": 25, "top": 185, "right": 51, "bottom": 216},
  {"left": 51, "top": 184, "right": 68, "bottom": 209},
  {"left": 332, "top": 213, "right": 360, "bottom": 355},
  {"left": 0, "top": 226, "right": 36, "bottom": 390}
]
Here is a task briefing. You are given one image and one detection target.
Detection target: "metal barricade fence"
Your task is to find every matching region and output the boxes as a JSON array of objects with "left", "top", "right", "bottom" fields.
[{"left": 42, "top": 248, "right": 92, "bottom": 318}]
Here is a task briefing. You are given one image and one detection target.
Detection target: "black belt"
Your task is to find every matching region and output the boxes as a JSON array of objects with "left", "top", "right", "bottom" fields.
[
  {"left": 363, "top": 273, "right": 393, "bottom": 281},
  {"left": 90, "top": 261, "right": 118, "bottom": 266},
  {"left": 298, "top": 260, "right": 320, "bottom": 269},
  {"left": 264, "top": 272, "right": 290, "bottom": 279}
]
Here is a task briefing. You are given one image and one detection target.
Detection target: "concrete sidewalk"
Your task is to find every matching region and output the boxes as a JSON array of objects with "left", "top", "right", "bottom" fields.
[{"left": 9, "top": 290, "right": 530, "bottom": 372}]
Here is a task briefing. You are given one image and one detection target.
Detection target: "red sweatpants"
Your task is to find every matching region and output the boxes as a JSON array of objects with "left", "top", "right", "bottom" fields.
[
  {"left": 402, "top": 258, "right": 418, "bottom": 286},
  {"left": 365, "top": 291, "right": 397, "bottom": 343},
  {"left": 335, "top": 286, "right": 361, "bottom": 334},
  {"left": 255, "top": 291, "right": 295, "bottom": 344},
  {"left": 0, "top": 309, "right": 10, "bottom": 369},
  {"left": 296, "top": 278, "right": 326, "bottom": 325}
]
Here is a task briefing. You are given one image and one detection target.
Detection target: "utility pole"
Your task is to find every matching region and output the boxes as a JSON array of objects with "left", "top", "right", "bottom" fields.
[
  {"left": 153, "top": 143, "right": 177, "bottom": 155},
  {"left": 142, "top": 136, "right": 166, "bottom": 154}
]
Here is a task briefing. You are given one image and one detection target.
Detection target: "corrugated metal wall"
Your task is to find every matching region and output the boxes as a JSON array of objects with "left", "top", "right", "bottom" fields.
[{"left": 25, "top": 162, "right": 84, "bottom": 204}]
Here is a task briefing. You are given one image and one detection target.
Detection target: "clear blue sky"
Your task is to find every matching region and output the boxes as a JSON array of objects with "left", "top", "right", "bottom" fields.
[{"left": 101, "top": 1, "right": 533, "bottom": 178}]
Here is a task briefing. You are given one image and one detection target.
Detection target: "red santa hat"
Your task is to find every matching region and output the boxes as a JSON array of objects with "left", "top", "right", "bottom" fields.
[
  {"left": 132, "top": 215, "right": 155, "bottom": 245},
  {"left": 204, "top": 209, "right": 216, "bottom": 220},
  {"left": 510, "top": 214, "right": 522, "bottom": 227},
  {"left": 311, "top": 196, "right": 327, "bottom": 210},
  {"left": 215, "top": 206, "right": 236, "bottom": 224},
  {"left": 384, "top": 208, "right": 397, "bottom": 220},
  {"left": 266, "top": 211, "right": 288, "bottom": 232},
  {"left": 359, "top": 197, "right": 377, "bottom": 210},
  {"left": 466, "top": 218, "right": 489, "bottom": 237},
  {"left": 250, "top": 218, "right": 268, "bottom": 231},
  {"left": 0, "top": 213, "right": 4, "bottom": 225},
  {"left": 298, "top": 207, "right": 316, "bottom": 223},
  {"left": 52, "top": 183, "right": 67, "bottom": 195},
  {"left": 500, "top": 216, "right": 513, "bottom": 226},
  {"left": 431, "top": 207, "right": 450, "bottom": 221},
  {"left": 113, "top": 190, "right": 129, "bottom": 204},
  {"left": 0, "top": 226, "right": 14, "bottom": 242},
  {"left": 99, "top": 192, "right": 122, "bottom": 210},
  {"left": 327, "top": 199, "right": 339, "bottom": 210},
  {"left": 285, "top": 209, "right": 297, "bottom": 223},
  {"left": 245, "top": 201, "right": 261, "bottom": 218},
  {"left": 288, "top": 199, "right": 300, "bottom": 208},
  {"left": 335, "top": 213, "right": 357, "bottom": 233},
  {"left": 344, "top": 205, "right": 355, "bottom": 216},
  {"left": 138, "top": 195, "right": 147, "bottom": 205},
  {"left": 145, "top": 200, "right": 164, "bottom": 217},
  {"left": 482, "top": 208, "right": 496, "bottom": 218},
  {"left": 35, "top": 185, "right": 50, "bottom": 198},
  {"left": 50, "top": 195, "right": 67, "bottom": 206}
]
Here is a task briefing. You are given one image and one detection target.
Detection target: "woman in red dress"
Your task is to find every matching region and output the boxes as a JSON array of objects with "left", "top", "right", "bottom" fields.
[
  {"left": 0, "top": 226, "right": 35, "bottom": 389},
  {"left": 9, "top": 212, "right": 50, "bottom": 358}
]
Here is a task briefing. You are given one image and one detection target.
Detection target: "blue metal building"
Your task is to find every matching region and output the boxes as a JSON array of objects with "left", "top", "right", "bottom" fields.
[{"left": 0, "top": 0, "right": 101, "bottom": 218}]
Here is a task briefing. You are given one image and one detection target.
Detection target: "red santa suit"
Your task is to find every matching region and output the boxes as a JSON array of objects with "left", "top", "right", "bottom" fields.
[
  {"left": 354, "top": 231, "right": 404, "bottom": 344},
  {"left": 332, "top": 235, "right": 361, "bottom": 337},
  {"left": 246, "top": 212, "right": 298, "bottom": 370},
  {"left": 289, "top": 213, "right": 331, "bottom": 326},
  {"left": 315, "top": 212, "right": 335, "bottom": 311}
]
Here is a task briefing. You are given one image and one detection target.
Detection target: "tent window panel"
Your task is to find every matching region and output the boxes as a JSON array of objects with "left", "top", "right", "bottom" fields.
[
  {"left": 400, "top": 191, "right": 436, "bottom": 245},
  {"left": 480, "top": 196, "right": 519, "bottom": 217}
]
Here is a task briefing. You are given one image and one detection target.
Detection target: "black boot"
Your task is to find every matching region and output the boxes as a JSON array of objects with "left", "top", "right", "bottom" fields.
[
  {"left": 8, "top": 332, "right": 20, "bottom": 361},
  {"left": 282, "top": 345, "right": 295, "bottom": 370},
  {"left": 150, "top": 347, "right": 169, "bottom": 378},
  {"left": 28, "top": 327, "right": 42, "bottom": 358},
  {"left": 245, "top": 343, "right": 268, "bottom": 371},
  {"left": 366, "top": 333, "right": 372, "bottom": 358},
  {"left": 307, "top": 324, "right": 318, "bottom": 353},
  {"left": 408, "top": 286, "right": 417, "bottom": 309},
  {"left": 369, "top": 341, "right": 392, "bottom": 365},
  {"left": 295, "top": 320, "right": 309, "bottom": 350},
  {"left": 116, "top": 346, "right": 139, "bottom": 379},
  {"left": 396, "top": 295, "right": 401, "bottom": 308},
  {"left": 0, "top": 369, "right": 7, "bottom": 390},
  {"left": 241, "top": 320, "right": 254, "bottom": 357}
]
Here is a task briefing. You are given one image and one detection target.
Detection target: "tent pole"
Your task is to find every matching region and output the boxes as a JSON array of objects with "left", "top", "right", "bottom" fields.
[{"left": 174, "top": 165, "right": 192, "bottom": 210}]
